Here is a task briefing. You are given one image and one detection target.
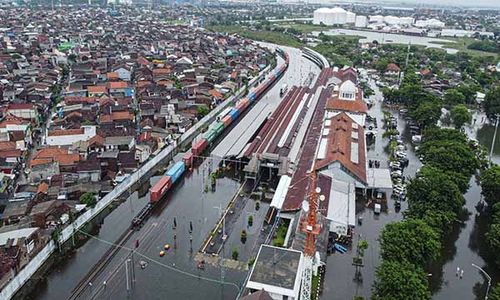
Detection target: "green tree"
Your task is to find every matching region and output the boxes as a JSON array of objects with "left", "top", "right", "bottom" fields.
[
  {"left": 80, "top": 192, "right": 96, "bottom": 208},
  {"left": 484, "top": 86, "right": 500, "bottom": 120},
  {"left": 418, "top": 139, "right": 479, "bottom": 178},
  {"left": 380, "top": 219, "right": 441, "bottom": 266},
  {"left": 197, "top": 105, "right": 210, "bottom": 118},
  {"left": 444, "top": 89, "right": 466, "bottom": 106},
  {"left": 481, "top": 165, "right": 500, "bottom": 206},
  {"left": 490, "top": 283, "right": 500, "bottom": 300},
  {"left": 487, "top": 221, "right": 500, "bottom": 266},
  {"left": 407, "top": 169, "right": 465, "bottom": 219},
  {"left": 372, "top": 261, "right": 430, "bottom": 300},
  {"left": 411, "top": 100, "right": 442, "bottom": 129},
  {"left": 232, "top": 247, "right": 239, "bottom": 260},
  {"left": 450, "top": 104, "right": 472, "bottom": 129}
]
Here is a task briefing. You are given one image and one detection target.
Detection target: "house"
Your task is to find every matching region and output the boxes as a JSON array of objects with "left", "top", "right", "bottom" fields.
[
  {"left": 6, "top": 104, "right": 38, "bottom": 122},
  {"left": 112, "top": 65, "right": 132, "bottom": 82},
  {"left": 29, "top": 200, "right": 70, "bottom": 228},
  {"left": 385, "top": 63, "right": 401, "bottom": 76},
  {"left": 45, "top": 126, "right": 96, "bottom": 146},
  {"left": 0, "top": 227, "right": 44, "bottom": 289},
  {"left": 87, "top": 85, "right": 108, "bottom": 97},
  {"left": 30, "top": 147, "right": 80, "bottom": 175}
]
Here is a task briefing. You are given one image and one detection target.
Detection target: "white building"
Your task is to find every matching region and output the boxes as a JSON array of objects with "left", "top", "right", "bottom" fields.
[
  {"left": 369, "top": 15, "right": 384, "bottom": 23},
  {"left": 346, "top": 11, "right": 356, "bottom": 24},
  {"left": 313, "top": 7, "right": 349, "bottom": 26},
  {"left": 245, "top": 245, "right": 304, "bottom": 300},
  {"left": 46, "top": 126, "right": 96, "bottom": 146},
  {"left": 355, "top": 15, "right": 367, "bottom": 28},
  {"left": 415, "top": 18, "right": 445, "bottom": 29}
]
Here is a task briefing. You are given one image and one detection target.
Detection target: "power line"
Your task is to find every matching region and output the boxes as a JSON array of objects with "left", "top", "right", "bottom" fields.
[{"left": 75, "top": 228, "right": 241, "bottom": 291}]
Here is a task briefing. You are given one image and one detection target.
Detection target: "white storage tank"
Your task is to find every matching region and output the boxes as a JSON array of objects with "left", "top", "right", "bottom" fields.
[
  {"left": 355, "top": 15, "right": 367, "bottom": 28},
  {"left": 369, "top": 15, "right": 384, "bottom": 23},
  {"left": 346, "top": 11, "right": 356, "bottom": 24},
  {"left": 400, "top": 17, "right": 415, "bottom": 25},
  {"left": 330, "top": 7, "right": 347, "bottom": 25},
  {"left": 313, "top": 7, "right": 331, "bottom": 25}
]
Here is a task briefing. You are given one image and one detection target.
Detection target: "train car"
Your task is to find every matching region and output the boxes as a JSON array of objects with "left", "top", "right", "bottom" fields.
[
  {"left": 192, "top": 138, "right": 208, "bottom": 156},
  {"left": 166, "top": 161, "right": 185, "bottom": 184},
  {"left": 150, "top": 176, "right": 172, "bottom": 203},
  {"left": 183, "top": 152, "right": 194, "bottom": 168},
  {"left": 222, "top": 115, "right": 232, "bottom": 127},
  {"left": 229, "top": 108, "right": 239, "bottom": 120},
  {"left": 204, "top": 129, "right": 217, "bottom": 144},
  {"left": 214, "top": 122, "right": 225, "bottom": 135}
]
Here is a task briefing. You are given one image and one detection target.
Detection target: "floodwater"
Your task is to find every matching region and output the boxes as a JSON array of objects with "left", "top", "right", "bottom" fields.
[
  {"left": 321, "top": 78, "right": 500, "bottom": 300},
  {"left": 314, "top": 28, "right": 459, "bottom": 54},
  {"left": 33, "top": 159, "right": 244, "bottom": 300}
]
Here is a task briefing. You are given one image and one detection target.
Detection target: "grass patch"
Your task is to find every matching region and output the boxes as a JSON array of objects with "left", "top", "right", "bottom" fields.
[
  {"left": 207, "top": 25, "right": 304, "bottom": 48},
  {"left": 277, "top": 22, "right": 329, "bottom": 34},
  {"left": 429, "top": 37, "right": 498, "bottom": 58},
  {"left": 272, "top": 220, "right": 289, "bottom": 247}
]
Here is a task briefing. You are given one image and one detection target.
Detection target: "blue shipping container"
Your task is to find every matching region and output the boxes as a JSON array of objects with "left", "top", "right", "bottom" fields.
[
  {"left": 165, "top": 161, "right": 186, "bottom": 184},
  {"left": 229, "top": 108, "right": 239, "bottom": 120},
  {"left": 166, "top": 161, "right": 186, "bottom": 184}
]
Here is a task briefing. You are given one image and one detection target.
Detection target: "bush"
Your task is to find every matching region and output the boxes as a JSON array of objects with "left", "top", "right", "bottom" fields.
[
  {"left": 80, "top": 192, "right": 96, "bottom": 208},
  {"left": 232, "top": 248, "right": 239, "bottom": 260},
  {"left": 248, "top": 215, "right": 253, "bottom": 227}
]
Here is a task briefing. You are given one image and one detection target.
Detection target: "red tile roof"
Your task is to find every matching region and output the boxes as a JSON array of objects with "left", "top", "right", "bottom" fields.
[
  {"left": 315, "top": 112, "right": 367, "bottom": 184},
  {"left": 87, "top": 85, "right": 107, "bottom": 94},
  {"left": 31, "top": 147, "right": 80, "bottom": 167},
  {"left": 108, "top": 81, "right": 128, "bottom": 89},
  {"left": 326, "top": 89, "right": 367, "bottom": 114},
  {"left": 47, "top": 128, "right": 84, "bottom": 137}
]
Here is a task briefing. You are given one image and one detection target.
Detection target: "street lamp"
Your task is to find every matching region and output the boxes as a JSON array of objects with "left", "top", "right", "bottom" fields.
[
  {"left": 489, "top": 114, "right": 499, "bottom": 163},
  {"left": 472, "top": 263, "right": 491, "bottom": 300}
]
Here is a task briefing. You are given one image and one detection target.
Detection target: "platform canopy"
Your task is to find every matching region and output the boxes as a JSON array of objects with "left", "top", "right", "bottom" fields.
[
  {"left": 326, "top": 179, "right": 355, "bottom": 235},
  {"left": 366, "top": 168, "right": 392, "bottom": 189},
  {"left": 270, "top": 175, "right": 292, "bottom": 209}
]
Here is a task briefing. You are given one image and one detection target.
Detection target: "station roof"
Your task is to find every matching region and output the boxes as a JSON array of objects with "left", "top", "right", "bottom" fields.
[{"left": 367, "top": 168, "right": 393, "bottom": 189}]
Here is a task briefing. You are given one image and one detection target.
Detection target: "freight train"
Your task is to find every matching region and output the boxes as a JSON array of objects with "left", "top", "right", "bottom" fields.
[{"left": 132, "top": 48, "right": 289, "bottom": 228}]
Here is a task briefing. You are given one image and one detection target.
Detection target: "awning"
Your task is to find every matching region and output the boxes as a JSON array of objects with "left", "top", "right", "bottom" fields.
[
  {"left": 367, "top": 168, "right": 392, "bottom": 189},
  {"left": 270, "top": 175, "right": 291, "bottom": 209},
  {"left": 327, "top": 179, "right": 355, "bottom": 235}
]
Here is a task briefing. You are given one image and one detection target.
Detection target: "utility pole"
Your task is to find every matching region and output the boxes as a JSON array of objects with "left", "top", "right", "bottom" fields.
[{"left": 489, "top": 114, "right": 499, "bottom": 163}]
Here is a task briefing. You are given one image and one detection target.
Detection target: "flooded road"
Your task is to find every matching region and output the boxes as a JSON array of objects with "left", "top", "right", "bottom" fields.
[
  {"left": 321, "top": 78, "right": 500, "bottom": 300},
  {"left": 34, "top": 159, "right": 244, "bottom": 300}
]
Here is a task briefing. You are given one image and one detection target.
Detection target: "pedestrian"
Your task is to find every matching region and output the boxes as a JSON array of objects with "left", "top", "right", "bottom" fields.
[
  {"left": 460, "top": 269, "right": 464, "bottom": 279},
  {"left": 456, "top": 267, "right": 460, "bottom": 276}
]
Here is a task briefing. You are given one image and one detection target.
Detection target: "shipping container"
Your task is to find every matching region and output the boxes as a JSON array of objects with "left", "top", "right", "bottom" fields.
[
  {"left": 192, "top": 138, "right": 208, "bottom": 156},
  {"left": 166, "top": 161, "right": 186, "bottom": 184},
  {"left": 229, "top": 108, "right": 239, "bottom": 120},
  {"left": 214, "top": 122, "right": 225, "bottom": 135},
  {"left": 222, "top": 115, "right": 232, "bottom": 127},
  {"left": 183, "top": 152, "right": 194, "bottom": 168},
  {"left": 150, "top": 176, "right": 172, "bottom": 203}
]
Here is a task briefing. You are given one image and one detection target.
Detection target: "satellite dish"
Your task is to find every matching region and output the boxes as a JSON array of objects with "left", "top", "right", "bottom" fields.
[
  {"left": 315, "top": 187, "right": 321, "bottom": 194},
  {"left": 302, "top": 200, "right": 309, "bottom": 212},
  {"left": 320, "top": 195, "right": 326, "bottom": 202}
]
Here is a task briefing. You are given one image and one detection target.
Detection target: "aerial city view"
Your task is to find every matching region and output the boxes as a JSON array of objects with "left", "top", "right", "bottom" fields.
[{"left": 0, "top": 0, "right": 498, "bottom": 299}]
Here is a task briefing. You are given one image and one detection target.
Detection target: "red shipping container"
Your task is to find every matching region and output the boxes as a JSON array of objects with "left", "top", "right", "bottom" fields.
[
  {"left": 150, "top": 176, "right": 172, "bottom": 203},
  {"left": 191, "top": 138, "right": 208, "bottom": 156},
  {"left": 183, "top": 152, "right": 194, "bottom": 168},
  {"left": 222, "top": 115, "right": 232, "bottom": 127}
]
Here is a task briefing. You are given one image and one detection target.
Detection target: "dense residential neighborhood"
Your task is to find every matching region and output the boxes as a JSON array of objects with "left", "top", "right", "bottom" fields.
[{"left": 0, "top": 7, "right": 271, "bottom": 289}]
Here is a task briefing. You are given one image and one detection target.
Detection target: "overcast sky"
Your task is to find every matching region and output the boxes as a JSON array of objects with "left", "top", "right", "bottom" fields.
[{"left": 349, "top": 0, "right": 500, "bottom": 8}]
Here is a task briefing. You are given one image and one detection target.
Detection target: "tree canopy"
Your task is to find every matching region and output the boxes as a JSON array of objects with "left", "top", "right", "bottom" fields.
[
  {"left": 80, "top": 192, "right": 96, "bottom": 208},
  {"left": 372, "top": 261, "right": 431, "bottom": 300},
  {"left": 450, "top": 104, "right": 472, "bottom": 129},
  {"left": 481, "top": 165, "right": 500, "bottom": 206},
  {"left": 484, "top": 86, "right": 500, "bottom": 120},
  {"left": 407, "top": 169, "right": 465, "bottom": 219},
  {"left": 410, "top": 99, "right": 442, "bottom": 129},
  {"left": 490, "top": 283, "right": 500, "bottom": 300},
  {"left": 380, "top": 219, "right": 441, "bottom": 266},
  {"left": 444, "top": 89, "right": 466, "bottom": 106}
]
